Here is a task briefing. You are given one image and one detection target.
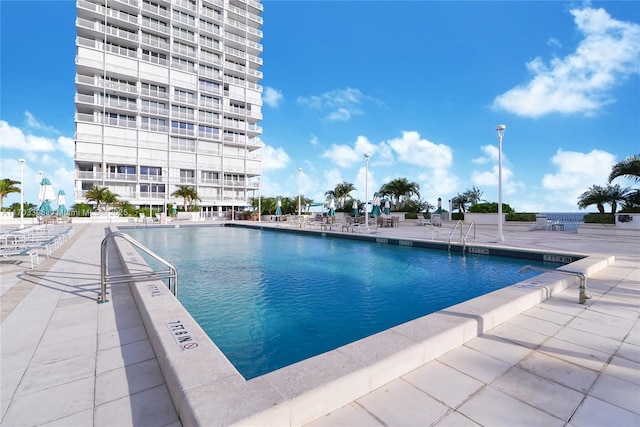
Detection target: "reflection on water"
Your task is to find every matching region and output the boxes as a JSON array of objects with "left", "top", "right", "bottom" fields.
[{"left": 126, "top": 227, "right": 550, "bottom": 379}]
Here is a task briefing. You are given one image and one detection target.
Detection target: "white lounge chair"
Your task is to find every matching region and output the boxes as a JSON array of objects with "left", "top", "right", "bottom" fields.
[
  {"left": 1, "top": 247, "right": 39, "bottom": 269},
  {"left": 423, "top": 222, "right": 440, "bottom": 240}
]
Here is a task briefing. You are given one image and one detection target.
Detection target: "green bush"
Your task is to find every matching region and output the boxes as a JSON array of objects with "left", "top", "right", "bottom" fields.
[
  {"left": 451, "top": 212, "right": 464, "bottom": 221},
  {"left": 468, "top": 202, "right": 515, "bottom": 214},
  {"left": 584, "top": 213, "right": 615, "bottom": 224},
  {"left": 506, "top": 213, "right": 536, "bottom": 222}
]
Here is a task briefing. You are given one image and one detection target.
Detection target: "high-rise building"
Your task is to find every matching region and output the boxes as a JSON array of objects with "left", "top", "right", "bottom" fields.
[{"left": 74, "top": 0, "right": 263, "bottom": 218}]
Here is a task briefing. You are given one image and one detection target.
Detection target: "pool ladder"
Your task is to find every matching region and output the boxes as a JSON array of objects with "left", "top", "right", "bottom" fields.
[
  {"left": 448, "top": 220, "right": 476, "bottom": 253},
  {"left": 99, "top": 231, "right": 178, "bottom": 303}
]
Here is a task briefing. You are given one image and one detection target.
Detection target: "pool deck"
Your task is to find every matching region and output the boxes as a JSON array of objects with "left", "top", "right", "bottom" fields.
[{"left": 1, "top": 220, "right": 638, "bottom": 426}]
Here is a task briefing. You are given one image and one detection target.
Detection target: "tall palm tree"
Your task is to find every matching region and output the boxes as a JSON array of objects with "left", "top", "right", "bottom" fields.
[
  {"left": 171, "top": 185, "right": 200, "bottom": 211},
  {"left": 379, "top": 178, "right": 420, "bottom": 211},
  {"left": 609, "top": 154, "right": 640, "bottom": 183},
  {"left": 0, "top": 178, "right": 21, "bottom": 210}
]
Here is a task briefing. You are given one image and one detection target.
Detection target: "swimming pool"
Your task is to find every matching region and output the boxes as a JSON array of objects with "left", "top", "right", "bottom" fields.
[{"left": 124, "top": 226, "right": 553, "bottom": 379}]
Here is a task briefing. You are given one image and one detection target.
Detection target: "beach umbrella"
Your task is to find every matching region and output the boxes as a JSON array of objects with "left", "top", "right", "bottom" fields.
[
  {"left": 372, "top": 192, "right": 382, "bottom": 217},
  {"left": 38, "top": 177, "right": 56, "bottom": 216},
  {"left": 38, "top": 200, "right": 54, "bottom": 216},
  {"left": 328, "top": 195, "right": 335, "bottom": 217},
  {"left": 384, "top": 198, "right": 391, "bottom": 215},
  {"left": 352, "top": 200, "right": 359, "bottom": 216},
  {"left": 56, "top": 190, "right": 68, "bottom": 216},
  {"left": 275, "top": 197, "right": 282, "bottom": 216},
  {"left": 39, "top": 177, "right": 56, "bottom": 203}
]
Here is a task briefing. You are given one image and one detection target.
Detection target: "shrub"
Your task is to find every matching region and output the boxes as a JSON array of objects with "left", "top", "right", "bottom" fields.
[
  {"left": 468, "top": 202, "right": 515, "bottom": 213},
  {"left": 506, "top": 213, "right": 536, "bottom": 222},
  {"left": 583, "top": 213, "right": 615, "bottom": 224},
  {"left": 451, "top": 212, "right": 464, "bottom": 221}
]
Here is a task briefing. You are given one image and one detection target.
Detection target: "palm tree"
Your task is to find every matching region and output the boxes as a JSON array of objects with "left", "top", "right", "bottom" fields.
[
  {"left": 577, "top": 185, "right": 612, "bottom": 214},
  {"left": 463, "top": 186, "right": 485, "bottom": 206},
  {"left": 102, "top": 189, "right": 120, "bottom": 216},
  {"left": 609, "top": 154, "right": 640, "bottom": 183},
  {"left": 85, "top": 185, "right": 109, "bottom": 211},
  {"left": 171, "top": 185, "right": 200, "bottom": 211},
  {"left": 0, "top": 178, "right": 21, "bottom": 210},
  {"left": 605, "top": 184, "right": 633, "bottom": 214},
  {"left": 326, "top": 181, "right": 356, "bottom": 208},
  {"left": 451, "top": 193, "right": 468, "bottom": 213},
  {"left": 379, "top": 178, "right": 420, "bottom": 211}
]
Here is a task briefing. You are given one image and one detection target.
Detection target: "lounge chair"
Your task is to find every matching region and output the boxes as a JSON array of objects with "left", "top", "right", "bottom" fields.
[
  {"left": 423, "top": 222, "right": 440, "bottom": 240},
  {"left": 1, "top": 247, "right": 39, "bottom": 269}
]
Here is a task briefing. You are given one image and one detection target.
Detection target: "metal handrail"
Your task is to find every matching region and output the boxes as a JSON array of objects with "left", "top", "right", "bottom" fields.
[
  {"left": 99, "top": 231, "right": 178, "bottom": 303},
  {"left": 519, "top": 265, "right": 590, "bottom": 304},
  {"left": 462, "top": 221, "right": 476, "bottom": 252},
  {"left": 448, "top": 220, "right": 462, "bottom": 251}
]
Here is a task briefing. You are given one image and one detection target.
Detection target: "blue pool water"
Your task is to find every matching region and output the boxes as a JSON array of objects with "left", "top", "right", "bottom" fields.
[{"left": 125, "top": 226, "right": 551, "bottom": 379}]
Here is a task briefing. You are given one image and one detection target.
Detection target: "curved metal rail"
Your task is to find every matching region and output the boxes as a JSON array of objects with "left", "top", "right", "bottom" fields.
[
  {"left": 99, "top": 231, "right": 177, "bottom": 303},
  {"left": 519, "top": 265, "right": 590, "bottom": 304}
]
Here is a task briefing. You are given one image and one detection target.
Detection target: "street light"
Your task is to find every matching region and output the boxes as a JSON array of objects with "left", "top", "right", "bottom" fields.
[
  {"left": 495, "top": 124, "right": 506, "bottom": 242},
  {"left": 364, "top": 153, "right": 370, "bottom": 228},
  {"left": 37, "top": 170, "right": 43, "bottom": 203},
  {"left": 257, "top": 177, "right": 261, "bottom": 223},
  {"left": 297, "top": 168, "right": 302, "bottom": 216},
  {"left": 18, "top": 159, "right": 25, "bottom": 229}
]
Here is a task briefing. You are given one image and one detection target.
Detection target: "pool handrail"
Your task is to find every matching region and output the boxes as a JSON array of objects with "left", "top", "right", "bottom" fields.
[
  {"left": 519, "top": 265, "right": 590, "bottom": 304},
  {"left": 99, "top": 231, "right": 178, "bottom": 303}
]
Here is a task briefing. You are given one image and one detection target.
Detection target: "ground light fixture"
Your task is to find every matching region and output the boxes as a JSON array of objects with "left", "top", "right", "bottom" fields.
[
  {"left": 18, "top": 159, "right": 25, "bottom": 229},
  {"left": 297, "top": 168, "right": 302, "bottom": 216},
  {"left": 364, "top": 153, "right": 370, "bottom": 228},
  {"left": 496, "top": 124, "right": 506, "bottom": 242}
]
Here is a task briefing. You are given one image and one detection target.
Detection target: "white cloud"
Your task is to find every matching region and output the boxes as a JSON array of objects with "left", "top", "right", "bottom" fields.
[
  {"left": 471, "top": 145, "right": 524, "bottom": 196},
  {"left": 24, "top": 111, "right": 59, "bottom": 134},
  {"left": 263, "top": 86, "right": 284, "bottom": 108},
  {"left": 0, "top": 120, "right": 56, "bottom": 152},
  {"left": 322, "top": 135, "right": 378, "bottom": 168},
  {"left": 310, "top": 134, "right": 319, "bottom": 146},
  {"left": 297, "top": 88, "right": 366, "bottom": 122},
  {"left": 387, "top": 131, "right": 453, "bottom": 170},
  {"left": 493, "top": 6, "right": 640, "bottom": 117},
  {"left": 541, "top": 149, "right": 616, "bottom": 207},
  {"left": 260, "top": 145, "right": 290, "bottom": 171}
]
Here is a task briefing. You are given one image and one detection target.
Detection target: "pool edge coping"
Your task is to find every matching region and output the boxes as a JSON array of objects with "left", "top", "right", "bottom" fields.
[{"left": 108, "top": 225, "right": 614, "bottom": 426}]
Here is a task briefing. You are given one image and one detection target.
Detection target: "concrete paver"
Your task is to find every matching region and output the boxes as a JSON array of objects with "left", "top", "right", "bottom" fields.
[{"left": 1, "top": 220, "right": 638, "bottom": 426}]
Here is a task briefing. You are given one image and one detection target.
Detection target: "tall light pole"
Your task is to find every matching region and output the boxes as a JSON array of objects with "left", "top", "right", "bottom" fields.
[
  {"left": 297, "top": 168, "right": 302, "bottom": 216},
  {"left": 257, "top": 177, "right": 261, "bottom": 223},
  {"left": 496, "top": 124, "right": 506, "bottom": 242},
  {"left": 364, "top": 153, "right": 370, "bottom": 228},
  {"left": 18, "top": 159, "right": 25, "bottom": 229}
]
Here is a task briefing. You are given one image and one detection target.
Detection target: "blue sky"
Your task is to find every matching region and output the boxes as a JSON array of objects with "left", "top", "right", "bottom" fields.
[{"left": 1, "top": 1, "right": 639, "bottom": 212}]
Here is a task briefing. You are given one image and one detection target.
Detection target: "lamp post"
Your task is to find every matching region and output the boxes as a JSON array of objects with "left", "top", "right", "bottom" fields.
[
  {"left": 18, "top": 159, "right": 25, "bottom": 229},
  {"left": 495, "top": 124, "right": 506, "bottom": 242},
  {"left": 364, "top": 153, "right": 370, "bottom": 228},
  {"left": 297, "top": 168, "right": 302, "bottom": 216},
  {"left": 37, "top": 170, "right": 43, "bottom": 203},
  {"left": 257, "top": 177, "right": 261, "bottom": 223}
]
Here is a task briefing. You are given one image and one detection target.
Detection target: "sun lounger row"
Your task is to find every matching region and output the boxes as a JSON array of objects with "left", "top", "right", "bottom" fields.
[{"left": 0, "top": 225, "right": 74, "bottom": 260}]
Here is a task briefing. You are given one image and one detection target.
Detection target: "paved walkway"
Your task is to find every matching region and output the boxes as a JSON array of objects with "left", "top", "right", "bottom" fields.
[{"left": 0, "top": 221, "right": 638, "bottom": 426}]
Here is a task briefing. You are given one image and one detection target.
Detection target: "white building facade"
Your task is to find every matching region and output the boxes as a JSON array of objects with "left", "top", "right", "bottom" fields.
[{"left": 74, "top": 0, "right": 263, "bottom": 217}]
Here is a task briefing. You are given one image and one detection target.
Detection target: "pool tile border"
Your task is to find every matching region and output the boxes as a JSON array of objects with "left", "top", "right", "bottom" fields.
[{"left": 110, "top": 225, "right": 614, "bottom": 426}]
